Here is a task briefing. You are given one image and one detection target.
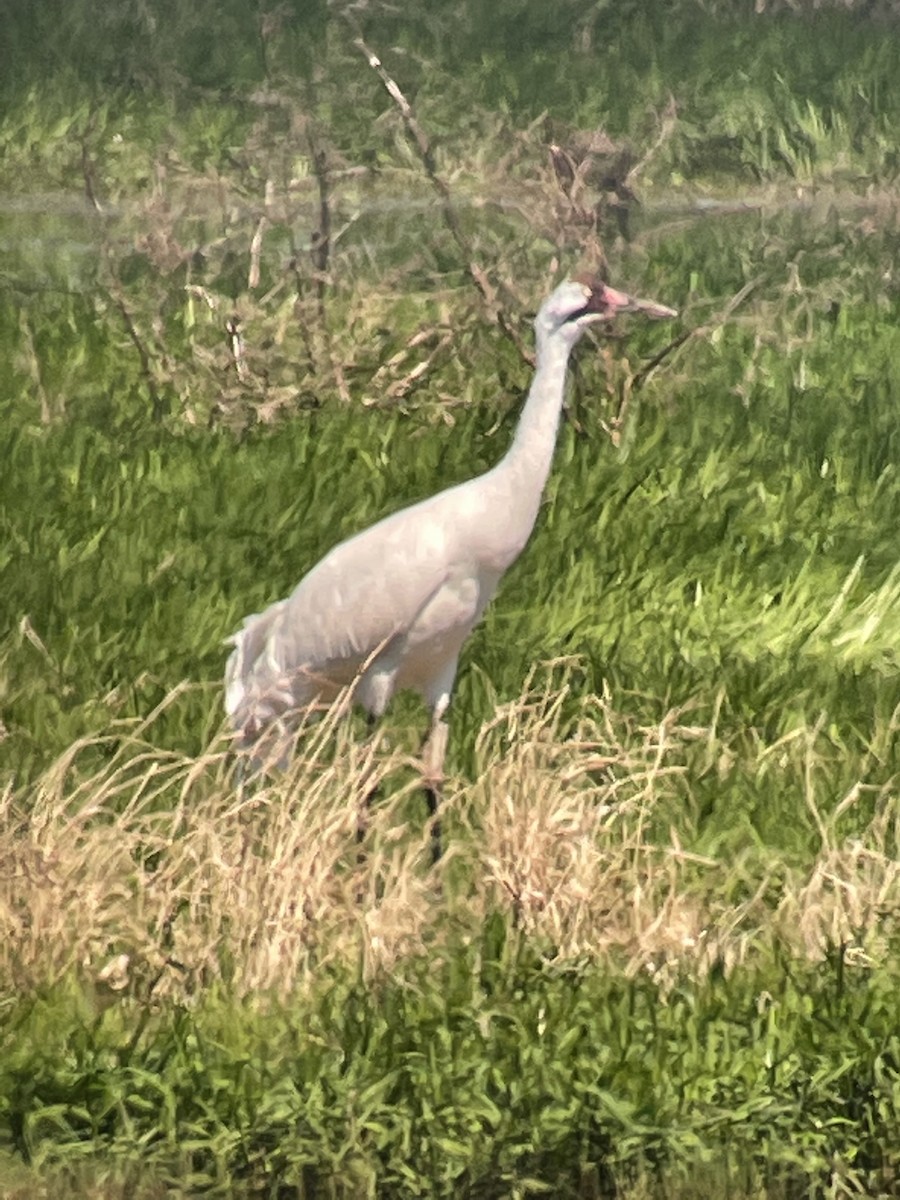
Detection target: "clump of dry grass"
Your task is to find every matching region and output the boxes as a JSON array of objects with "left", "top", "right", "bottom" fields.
[
  {"left": 1, "top": 699, "right": 438, "bottom": 1001},
  {"left": 473, "top": 678, "right": 900, "bottom": 987},
  {"left": 470, "top": 670, "right": 749, "bottom": 983},
  {"left": 2, "top": 670, "right": 897, "bottom": 1007},
  {"left": 779, "top": 837, "right": 900, "bottom": 966},
  {"left": 775, "top": 777, "right": 900, "bottom": 965}
]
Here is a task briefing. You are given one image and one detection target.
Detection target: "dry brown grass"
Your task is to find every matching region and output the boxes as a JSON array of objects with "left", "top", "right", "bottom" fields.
[
  {"left": 88, "top": 84, "right": 685, "bottom": 434},
  {"left": 3, "top": 671, "right": 898, "bottom": 1007}
]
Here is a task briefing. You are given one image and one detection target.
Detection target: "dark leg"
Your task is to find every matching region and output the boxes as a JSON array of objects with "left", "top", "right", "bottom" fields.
[
  {"left": 424, "top": 780, "right": 441, "bottom": 865},
  {"left": 358, "top": 711, "right": 381, "bottom": 851},
  {"left": 420, "top": 715, "right": 449, "bottom": 864}
]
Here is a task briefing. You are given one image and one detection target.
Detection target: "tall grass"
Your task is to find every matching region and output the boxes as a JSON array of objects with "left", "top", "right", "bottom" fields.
[
  {"left": 2, "top": 673, "right": 900, "bottom": 1196},
  {"left": 3, "top": 1, "right": 900, "bottom": 1193}
]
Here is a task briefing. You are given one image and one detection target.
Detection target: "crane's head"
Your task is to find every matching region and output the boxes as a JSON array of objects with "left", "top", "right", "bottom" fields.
[{"left": 536, "top": 276, "right": 677, "bottom": 346}]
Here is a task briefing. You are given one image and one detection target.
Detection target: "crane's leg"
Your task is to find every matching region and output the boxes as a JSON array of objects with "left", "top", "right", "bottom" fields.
[
  {"left": 421, "top": 701, "right": 450, "bottom": 864},
  {"left": 358, "top": 711, "right": 381, "bottom": 851}
]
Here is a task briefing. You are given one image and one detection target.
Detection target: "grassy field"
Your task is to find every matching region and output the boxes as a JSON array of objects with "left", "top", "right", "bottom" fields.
[{"left": 3, "top": 0, "right": 900, "bottom": 1195}]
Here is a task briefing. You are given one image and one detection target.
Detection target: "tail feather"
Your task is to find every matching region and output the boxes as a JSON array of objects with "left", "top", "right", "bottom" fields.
[{"left": 224, "top": 600, "right": 292, "bottom": 745}]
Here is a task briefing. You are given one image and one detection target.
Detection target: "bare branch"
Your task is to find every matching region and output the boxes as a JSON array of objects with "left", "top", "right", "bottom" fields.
[
  {"left": 108, "top": 283, "right": 170, "bottom": 421},
  {"left": 631, "top": 275, "right": 761, "bottom": 391},
  {"left": 624, "top": 96, "right": 678, "bottom": 192},
  {"left": 225, "top": 314, "right": 248, "bottom": 381},
  {"left": 350, "top": 32, "right": 534, "bottom": 366}
]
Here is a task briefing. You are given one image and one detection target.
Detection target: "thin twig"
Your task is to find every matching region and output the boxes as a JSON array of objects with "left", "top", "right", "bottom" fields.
[
  {"left": 108, "top": 284, "right": 170, "bottom": 421},
  {"left": 629, "top": 328, "right": 694, "bottom": 392},
  {"left": 384, "top": 332, "right": 454, "bottom": 401},
  {"left": 225, "top": 315, "right": 248, "bottom": 380},
  {"left": 624, "top": 96, "right": 678, "bottom": 191},
  {"left": 248, "top": 178, "right": 273, "bottom": 292},
  {"left": 631, "top": 275, "right": 761, "bottom": 391},
  {"left": 248, "top": 216, "right": 268, "bottom": 291},
  {"left": 601, "top": 277, "right": 761, "bottom": 443},
  {"left": 350, "top": 32, "right": 534, "bottom": 367},
  {"left": 80, "top": 138, "right": 104, "bottom": 214},
  {"left": 308, "top": 142, "right": 332, "bottom": 305},
  {"left": 301, "top": 121, "right": 351, "bottom": 401}
]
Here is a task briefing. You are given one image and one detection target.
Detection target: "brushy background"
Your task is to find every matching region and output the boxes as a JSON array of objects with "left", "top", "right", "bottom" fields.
[{"left": 2, "top": 0, "right": 900, "bottom": 1195}]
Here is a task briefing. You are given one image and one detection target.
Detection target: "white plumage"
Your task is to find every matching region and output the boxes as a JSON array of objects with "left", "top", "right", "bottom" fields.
[{"left": 225, "top": 276, "right": 675, "bottom": 826}]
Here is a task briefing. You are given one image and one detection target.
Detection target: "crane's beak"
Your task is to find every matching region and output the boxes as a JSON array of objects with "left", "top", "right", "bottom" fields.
[{"left": 598, "top": 283, "right": 678, "bottom": 320}]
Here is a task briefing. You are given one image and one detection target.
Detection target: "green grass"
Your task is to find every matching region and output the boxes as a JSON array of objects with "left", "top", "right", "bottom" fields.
[
  {"left": 3, "top": 0, "right": 900, "bottom": 1194},
  {"left": 3, "top": 935, "right": 899, "bottom": 1199}
]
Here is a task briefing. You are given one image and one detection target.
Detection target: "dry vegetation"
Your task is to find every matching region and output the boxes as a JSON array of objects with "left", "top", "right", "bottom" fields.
[
  {"left": 5, "top": 3, "right": 900, "bottom": 1192},
  {"left": 4, "top": 666, "right": 897, "bottom": 1016}
]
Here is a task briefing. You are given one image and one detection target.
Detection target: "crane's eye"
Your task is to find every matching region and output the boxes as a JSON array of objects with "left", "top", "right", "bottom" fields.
[
  {"left": 564, "top": 293, "right": 606, "bottom": 323},
  {"left": 563, "top": 305, "right": 591, "bottom": 323}
]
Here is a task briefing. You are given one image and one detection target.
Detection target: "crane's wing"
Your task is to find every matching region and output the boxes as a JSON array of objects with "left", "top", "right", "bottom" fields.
[
  {"left": 225, "top": 485, "right": 493, "bottom": 731},
  {"left": 278, "top": 494, "right": 471, "bottom": 671}
]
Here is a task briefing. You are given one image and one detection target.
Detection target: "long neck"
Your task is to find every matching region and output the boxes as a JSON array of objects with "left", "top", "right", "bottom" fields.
[
  {"left": 501, "top": 332, "right": 572, "bottom": 498},
  {"left": 469, "top": 331, "right": 574, "bottom": 562}
]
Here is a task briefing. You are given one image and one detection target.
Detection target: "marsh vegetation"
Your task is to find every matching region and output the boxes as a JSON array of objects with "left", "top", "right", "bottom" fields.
[{"left": 2, "top": 0, "right": 900, "bottom": 1195}]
